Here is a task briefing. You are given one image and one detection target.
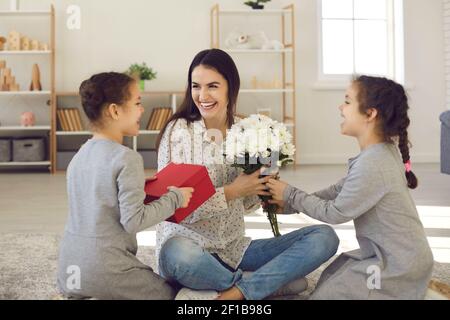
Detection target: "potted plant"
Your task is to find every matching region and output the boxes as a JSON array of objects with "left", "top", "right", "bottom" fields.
[
  {"left": 125, "top": 62, "right": 157, "bottom": 91},
  {"left": 244, "top": 0, "right": 271, "bottom": 10}
]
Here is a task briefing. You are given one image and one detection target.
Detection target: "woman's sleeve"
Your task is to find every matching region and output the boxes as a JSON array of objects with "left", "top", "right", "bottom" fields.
[
  {"left": 283, "top": 161, "right": 387, "bottom": 224},
  {"left": 117, "top": 152, "right": 183, "bottom": 234},
  {"left": 242, "top": 195, "right": 261, "bottom": 214}
]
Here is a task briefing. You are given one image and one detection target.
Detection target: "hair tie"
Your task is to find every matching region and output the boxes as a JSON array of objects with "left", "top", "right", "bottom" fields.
[{"left": 405, "top": 160, "right": 412, "bottom": 173}]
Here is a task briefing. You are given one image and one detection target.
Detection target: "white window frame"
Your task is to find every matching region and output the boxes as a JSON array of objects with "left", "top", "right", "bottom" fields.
[{"left": 316, "top": 0, "right": 404, "bottom": 88}]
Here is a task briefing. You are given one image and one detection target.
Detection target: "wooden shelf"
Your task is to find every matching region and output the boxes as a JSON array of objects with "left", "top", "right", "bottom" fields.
[
  {"left": 0, "top": 161, "right": 51, "bottom": 167},
  {"left": 0, "top": 126, "right": 51, "bottom": 131},
  {"left": 0, "top": 50, "right": 52, "bottom": 55},
  {"left": 211, "top": 3, "right": 297, "bottom": 164},
  {"left": 0, "top": 91, "right": 51, "bottom": 96},
  {"left": 0, "top": 5, "right": 55, "bottom": 173}
]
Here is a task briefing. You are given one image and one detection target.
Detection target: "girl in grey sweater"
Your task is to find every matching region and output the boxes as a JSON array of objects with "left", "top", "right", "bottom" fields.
[
  {"left": 267, "top": 76, "right": 434, "bottom": 299},
  {"left": 57, "top": 72, "right": 193, "bottom": 299}
]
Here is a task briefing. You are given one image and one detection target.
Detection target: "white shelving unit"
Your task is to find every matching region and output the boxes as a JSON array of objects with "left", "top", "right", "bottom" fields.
[
  {"left": 0, "top": 91, "right": 51, "bottom": 96},
  {"left": 55, "top": 91, "right": 181, "bottom": 170},
  {"left": 0, "top": 10, "right": 51, "bottom": 16},
  {"left": 0, "top": 161, "right": 51, "bottom": 167},
  {"left": 211, "top": 4, "right": 297, "bottom": 162},
  {"left": 0, "top": 125, "right": 51, "bottom": 131},
  {"left": 0, "top": 6, "right": 55, "bottom": 172},
  {"left": 0, "top": 51, "right": 52, "bottom": 55}
]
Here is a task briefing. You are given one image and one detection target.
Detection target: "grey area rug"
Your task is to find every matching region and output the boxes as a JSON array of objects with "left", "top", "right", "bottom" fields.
[{"left": 0, "top": 233, "right": 449, "bottom": 300}]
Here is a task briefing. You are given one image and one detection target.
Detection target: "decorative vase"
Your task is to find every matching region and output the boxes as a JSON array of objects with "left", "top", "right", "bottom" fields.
[{"left": 139, "top": 79, "right": 145, "bottom": 91}]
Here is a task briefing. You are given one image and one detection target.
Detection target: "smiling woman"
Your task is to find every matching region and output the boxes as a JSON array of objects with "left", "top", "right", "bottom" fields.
[
  {"left": 156, "top": 48, "right": 240, "bottom": 148},
  {"left": 153, "top": 49, "right": 339, "bottom": 301}
]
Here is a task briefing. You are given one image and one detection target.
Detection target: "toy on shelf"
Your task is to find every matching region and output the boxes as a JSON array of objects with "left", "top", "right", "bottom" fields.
[
  {"left": 251, "top": 75, "right": 283, "bottom": 89},
  {"left": 20, "top": 36, "right": 30, "bottom": 50},
  {"left": 20, "top": 111, "right": 36, "bottom": 127},
  {"left": 225, "top": 30, "right": 284, "bottom": 50},
  {"left": 6, "top": 30, "right": 49, "bottom": 51},
  {"left": 30, "top": 64, "right": 42, "bottom": 91},
  {"left": 7, "top": 31, "right": 20, "bottom": 51},
  {"left": 0, "top": 37, "right": 6, "bottom": 51},
  {"left": 0, "top": 60, "right": 20, "bottom": 91}
]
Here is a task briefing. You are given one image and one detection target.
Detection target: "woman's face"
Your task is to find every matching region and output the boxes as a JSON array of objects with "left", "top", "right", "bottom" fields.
[
  {"left": 191, "top": 65, "right": 229, "bottom": 125},
  {"left": 117, "top": 81, "right": 144, "bottom": 136},
  {"left": 339, "top": 83, "right": 369, "bottom": 137}
]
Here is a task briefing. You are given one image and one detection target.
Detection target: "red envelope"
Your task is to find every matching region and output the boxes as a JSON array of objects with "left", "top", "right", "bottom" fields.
[{"left": 144, "top": 162, "right": 216, "bottom": 223}]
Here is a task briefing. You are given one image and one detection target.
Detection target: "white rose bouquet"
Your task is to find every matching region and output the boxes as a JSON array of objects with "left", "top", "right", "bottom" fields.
[{"left": 225, "top": 114, "right": 295, "bottom": 236}]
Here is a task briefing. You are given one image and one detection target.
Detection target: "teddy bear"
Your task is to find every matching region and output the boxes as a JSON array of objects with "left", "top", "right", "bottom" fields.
[{"left": 224, "top": 30, "right": 284, "bottom": 50}]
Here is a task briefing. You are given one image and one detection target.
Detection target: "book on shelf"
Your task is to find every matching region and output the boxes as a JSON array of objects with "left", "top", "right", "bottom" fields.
[
  {"left": 146, "top": 107, "right": 173, "bottom": 130},
  {"left": 57, "top": 108, "right": 83, "bottom": 131},
  {"left": 146, "top": 108, "right": 158, "bottom": 130}
]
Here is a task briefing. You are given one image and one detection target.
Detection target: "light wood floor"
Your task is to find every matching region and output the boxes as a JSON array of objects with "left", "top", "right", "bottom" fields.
[{"left": 1, "top": 164, "right": 450, "bottom": 262}]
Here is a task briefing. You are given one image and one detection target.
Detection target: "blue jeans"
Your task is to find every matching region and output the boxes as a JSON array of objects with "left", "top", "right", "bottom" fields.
[{"left": 158, "top": 225, "right": 339, "bottom": 300}]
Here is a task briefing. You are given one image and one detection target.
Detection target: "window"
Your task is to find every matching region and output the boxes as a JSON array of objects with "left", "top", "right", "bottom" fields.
[{"left": 319, "top": 0, "right": 404, "bottom": 83}]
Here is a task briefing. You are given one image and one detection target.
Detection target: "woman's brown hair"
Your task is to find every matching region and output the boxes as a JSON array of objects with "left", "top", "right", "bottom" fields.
[{"left": 156, "top": 49, "right": 240, "bottom": 150}]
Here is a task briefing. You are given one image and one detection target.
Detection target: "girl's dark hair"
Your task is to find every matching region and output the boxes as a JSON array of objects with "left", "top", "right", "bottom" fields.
[
  {"left": 79, "top": 72, "right": 135, "bottom": 126},
  {"left": 353, "top": 75, "right": 418, "bottom": 189},
  {"left": 156, "top": 49, "right": 240, "bottom": 149}
]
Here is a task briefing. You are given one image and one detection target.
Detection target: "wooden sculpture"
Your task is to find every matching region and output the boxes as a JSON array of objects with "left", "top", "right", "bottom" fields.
[
  {"left": 0, "top": 63, "right": 20, "bottom": 91},
  {"left": 20, "top": 36, "right": 30, "bottom": 50},
  {"left": 30, "top": 64, "right": 42, "bottom": 91},
  {"left": 7, "top": 31, "right": 20, "bottom": 50},
  {"left": 0, "top": 37, "right": 6, "bottom": 51},
  {"left": 30, "top": 39, "right": 39, "bottom": 51}
]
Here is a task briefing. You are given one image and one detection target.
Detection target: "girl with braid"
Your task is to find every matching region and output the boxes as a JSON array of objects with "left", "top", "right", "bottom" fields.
[{"left": 267, "top": 75, "right": 433, "bottom": 299}]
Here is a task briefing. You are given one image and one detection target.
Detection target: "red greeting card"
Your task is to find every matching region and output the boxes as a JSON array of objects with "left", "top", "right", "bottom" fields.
[{"left": 144, "top": 162, "right": 216, "bottom": 223}]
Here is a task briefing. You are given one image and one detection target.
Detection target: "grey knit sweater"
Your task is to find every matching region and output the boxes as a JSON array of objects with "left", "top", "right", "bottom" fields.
[{"left": 57, "top": 139, "right": 183, "bottom": 299}]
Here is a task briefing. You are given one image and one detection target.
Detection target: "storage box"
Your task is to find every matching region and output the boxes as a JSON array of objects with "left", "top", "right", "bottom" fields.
[
  {"left": 12, "top": 138, "right": 46, "bottom": 162},
  {"left": 0, "top": 139, "right": 11, "bottom": 162},
  {"left": 144, "top": 162, "right": 216, "bottom": 223}
]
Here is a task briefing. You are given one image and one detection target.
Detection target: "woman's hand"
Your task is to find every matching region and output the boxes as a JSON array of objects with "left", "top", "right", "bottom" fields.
[
  {"left": 168, "top": 186, "right": 194, "bottom": 208},
  {"left": 266, "top": 178, "right": 289, "bottom": 201},
  {"left": 225, "top": 170, "right": 272, "bottom": 201}
]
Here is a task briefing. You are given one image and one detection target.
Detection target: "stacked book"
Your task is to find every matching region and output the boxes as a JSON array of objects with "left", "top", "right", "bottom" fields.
[
  {"left": 57, "top": 108, "right": 84, "bottom": 131},
  {"left": 146, "top": 107, "right": 173, "bottom": 130}
]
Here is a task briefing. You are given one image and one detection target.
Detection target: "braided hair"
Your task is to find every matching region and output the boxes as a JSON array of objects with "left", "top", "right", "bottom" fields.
[{"left": 353, "top": 75, "right": 418, "bottom": 189}]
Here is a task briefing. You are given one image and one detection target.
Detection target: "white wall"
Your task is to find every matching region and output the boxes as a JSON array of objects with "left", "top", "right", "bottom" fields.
[{"left": 0, "top": 0, "right": 445, "bottom": 164}]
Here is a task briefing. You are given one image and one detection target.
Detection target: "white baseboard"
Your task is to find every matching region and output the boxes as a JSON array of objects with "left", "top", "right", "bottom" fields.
[{"left": 298, "top": 153, "right": 440, "bottom": 165}]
